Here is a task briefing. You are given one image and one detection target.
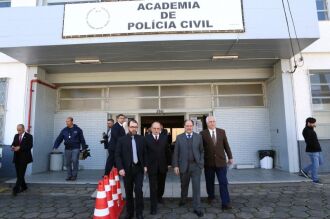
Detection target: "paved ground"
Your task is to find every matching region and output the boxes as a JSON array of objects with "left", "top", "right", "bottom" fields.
[{"left": 1, "top": 174, "right": 330, "bottom": 219}]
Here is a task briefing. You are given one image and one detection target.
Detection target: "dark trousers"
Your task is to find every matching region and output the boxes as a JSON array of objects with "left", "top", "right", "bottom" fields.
[
  {"left": 104, "top": 148, "right": 114, "bottom": 175},
  {"left": 148, "top": 171, "right": 167, "bottom": 211},
  {"left": 180, "top": 163, "right": 201, "bottom": 211},
  {"left": 123, "top": 165, "right": 144, "bottom": 216},
  {"left": 14, "top": 162, "right": 28, "bottom": 192},
  {"left": 205, "top": 166, "right": 230, "bottom": 206}
]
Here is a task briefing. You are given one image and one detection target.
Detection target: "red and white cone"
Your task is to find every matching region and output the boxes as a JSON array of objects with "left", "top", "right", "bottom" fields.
[
  {"left": 113, "top": 168, "right": 125, "bottom": 211},
  {"left": 103, "top": 176, "right": 116, "bottom": 219},
  {"left": 110, "top": 171, "right": 119, "bottom": 218},
  {"left": 93, "top": 180, "right": 110, "bottom": 219}
]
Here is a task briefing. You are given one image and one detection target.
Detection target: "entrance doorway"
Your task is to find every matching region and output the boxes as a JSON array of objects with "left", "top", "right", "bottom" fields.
[{"left": 140, "top": 115, "right": 185, "bottom": 143}]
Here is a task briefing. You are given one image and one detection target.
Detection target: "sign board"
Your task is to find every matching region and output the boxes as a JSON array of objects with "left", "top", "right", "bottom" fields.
[{"left": 63, "top": 0, "right": 244, "bottom": 38}]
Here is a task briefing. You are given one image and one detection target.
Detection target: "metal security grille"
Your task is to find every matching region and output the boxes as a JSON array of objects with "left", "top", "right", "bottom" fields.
[{"left": 0, "top": 78, "right": 8, "bottom": 143}]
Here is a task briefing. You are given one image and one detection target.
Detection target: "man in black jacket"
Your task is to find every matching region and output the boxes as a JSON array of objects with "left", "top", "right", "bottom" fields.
[
  {"left": 11, "top": 124, "right": 33, "bottom": 196},
  {"left": 105, "top": 114, "right": 126, "bottom": 175},
  {"left": 145, "top": 121, "right": 171, "bottom": 215},
  {"left": 300, "top": 117, "right": 323, "bottom": 184},
  {"left": 115, "top": 119, "right": 147, "bottom": 219}
]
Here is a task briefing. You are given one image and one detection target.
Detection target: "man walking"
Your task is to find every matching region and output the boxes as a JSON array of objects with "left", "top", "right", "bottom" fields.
[
  {"left": 105, "top": 114, "right": 126, "bottom": 175},
  {"left": 53, "top": 117, "right": 87, "bottom": 181},
  {"left": 145, "top": 121, "right": 172, "bottom": 215},
  {"left": 200, "top": 116, "right": 234, "bottom": 210},
  {"left": 115, "top": 119, "right": 147, "bottom": 219},
  {"left": 172, "top": 120, "right": 204, "bottom": 217},
  {"left": 300, "top": 117, "right": 323, "bottom": 185},
  {"left": 11, "top": 124, "right": 33, "bottom": 196}
]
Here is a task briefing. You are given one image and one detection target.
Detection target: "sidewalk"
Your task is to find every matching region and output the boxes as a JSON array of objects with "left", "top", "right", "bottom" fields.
[{"left": 1, "top": 176, "right": 330, "bottom": 219}]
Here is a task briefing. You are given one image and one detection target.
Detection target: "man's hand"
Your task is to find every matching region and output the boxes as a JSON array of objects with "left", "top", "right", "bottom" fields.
[
  {"left": 14, "top": 146, "right": 20, "bottom": 152},
  {"left": 144, "top": 167, "right": 148, "bottom": 173},
  {"left": 174, "top": 167, "right": 180, "bottom": 176},
  {"left": 228, "top": 159, "right": 234, "bottom": 165},
  {"left": 119, "top": 169, "right": 125, "bottom": 177},
  {"left": 11, "top": 146, "right": 15, "bottom": 151}
]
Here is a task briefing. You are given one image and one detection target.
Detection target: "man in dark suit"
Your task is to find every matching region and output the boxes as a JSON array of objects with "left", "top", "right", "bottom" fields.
[
  {"left": 115, "top": 119, "right": 147, "bottom": 219},
  {"left": 101, "top": 119, "right": 114, "bottom": 150},
  {"left": 172, "top": 120, "right": 204, "bottom": 217},
  {"left": 145, "top": 121, "right": 171, "bottom": 215},
  {"left": 200, "top": 116, "right": 233, "bottom": 210},
  {"left": 11, "top": 124, "right": 33, "bottom": 196},
  {"left": 105, "top": 114, "right": 126, "bottom": 175}
]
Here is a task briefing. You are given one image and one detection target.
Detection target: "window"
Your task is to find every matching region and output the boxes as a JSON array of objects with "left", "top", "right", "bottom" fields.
[
  {"left": 0, "top": 0, "right": 10, "bottom": 7},
  {"left": 0, "top": 78, "right": 8, "bottom": 143},
  {"left": 310, "top": 71, "right": 330, "bottom": 138},
  {"left": 316, "top": 0, "right": 329, "bottom": 20},
  {"left": 213, "top": 84, "right": 265, "bottom": 107},
  {"left": 58, "top": 83, "right": 265, "bottom": 111}
]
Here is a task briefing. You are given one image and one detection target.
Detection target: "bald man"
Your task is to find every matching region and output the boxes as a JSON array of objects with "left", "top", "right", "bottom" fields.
[
  {"left": 200, "top": 116, "right": 233, "bottom": 210},
  {"left": 11, "top": 124, "right": 33, "bottom": 196},
  {"left": 145, "top": 121, "right": 172, "bottom": 215}
]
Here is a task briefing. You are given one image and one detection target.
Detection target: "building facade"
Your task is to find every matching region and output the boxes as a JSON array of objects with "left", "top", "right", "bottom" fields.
[{"left": 0, "top": 0, "right": 326, "bottom": 176}]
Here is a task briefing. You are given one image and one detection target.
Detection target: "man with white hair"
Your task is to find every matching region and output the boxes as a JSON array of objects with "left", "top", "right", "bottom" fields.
[{"left": 200, "top": 116, "right": 234, "bottom": 210}]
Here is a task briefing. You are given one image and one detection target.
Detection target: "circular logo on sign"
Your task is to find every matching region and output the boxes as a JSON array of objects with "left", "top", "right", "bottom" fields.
[{"left": 86, "top": 7, "right": 110, "bottom": 30}]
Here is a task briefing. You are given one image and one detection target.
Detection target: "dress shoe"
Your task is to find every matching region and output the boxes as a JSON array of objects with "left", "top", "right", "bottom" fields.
[
  {"left": 193, "top": 210, "right": 204, "bottom": 217},
  {"left": 207, "top": 197, "right": 215, "bottom": 204},
  {"left": 65, "top": 177, "right": 72, "bottom": 181},
  {"left": 71, "top": 176, "right": 77, "bottom": 181},
  {"left": 124, "top": 214, "right": 133, "bottom": 219},
  {"left": 178, "top": 200, "right": 186, "bottom": 206},
  {"left": 150, "top": 209, "right": 157, "bottom": 215},
  {"left": 222, "top": 204, "right": 233, "bottom": 210},
  {"left": 136, "top": 214, "right": 144, "bottom": 219},
  {"left": 21, "top": 187, "right": 28, "bottom": 192},
  {"left": 12, "top": 190, "right": 18, "bottom": 196}
]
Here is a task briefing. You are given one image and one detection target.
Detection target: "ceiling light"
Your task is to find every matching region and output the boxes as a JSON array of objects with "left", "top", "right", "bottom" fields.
[
  {"left": 75, "top": 58, "right": 101, "bottom": 64},
  {"left": 212, "top": 55, "right": 239, "bottom": 60}
]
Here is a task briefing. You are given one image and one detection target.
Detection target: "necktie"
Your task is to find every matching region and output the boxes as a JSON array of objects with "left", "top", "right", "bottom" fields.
[
  {"left": 187, "top": 134, "right": 191, "bottom": 139},
  {"left": 132, "top": 136, "right": 138, "bottom": 164},
  {"left": 107, "top": 129, "right": 111, "bottom": 142},
  {"left": 155, "top": 135, "right": 158, "bottom": 141},
  {"left": 212, "top": 131, "right": 216, "bottom": 145},
  {"left": 19, "top": 134, "right": 22, "bottom": 144}
]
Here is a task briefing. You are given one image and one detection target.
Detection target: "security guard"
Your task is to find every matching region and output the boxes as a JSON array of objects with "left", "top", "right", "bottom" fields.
[{"left": 53, "top": 117, "right": 87, "bottom": 181}]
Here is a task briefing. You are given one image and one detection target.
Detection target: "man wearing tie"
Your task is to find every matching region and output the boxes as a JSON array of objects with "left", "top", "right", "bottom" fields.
[
  {"left": 145, "top": 121, "right": 172, "bottom": 215},
  {"left": 115, "top": 119, "right": 147, "bottom": 219},
  {"left": 11, "top": 124, "right": 33, "bottom": 196},
  {"left": 200, "top": 116, "right": 234, "bottom": 210},
  {"left": 105, "top": 114, "right": 126, "bottom": 175},
  {"left": 172, "top": 120, "right": 204, "bottom": 217}
]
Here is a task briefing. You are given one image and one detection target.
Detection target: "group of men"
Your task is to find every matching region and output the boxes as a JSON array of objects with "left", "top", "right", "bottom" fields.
[
  {"left": 100, "top": 114, "right": 233, "bottom": 219},
  {"left": 9, "top": 114, "right": 324, "bottom": 219}
]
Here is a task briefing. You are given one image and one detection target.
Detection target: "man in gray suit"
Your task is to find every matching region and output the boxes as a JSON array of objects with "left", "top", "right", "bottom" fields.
[{"left": 172, "top": 120, "right": 204, "bottom": 217}]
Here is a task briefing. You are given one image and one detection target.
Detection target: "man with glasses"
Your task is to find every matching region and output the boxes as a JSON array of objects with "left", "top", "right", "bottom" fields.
[{"left": 115, "top": 119, "right": 148, "bottom": 219}]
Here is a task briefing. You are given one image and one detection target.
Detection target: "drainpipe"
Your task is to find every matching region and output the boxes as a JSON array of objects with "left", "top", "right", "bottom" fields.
[{"left": 27, "top": 79, "right": 57, "bottom": 133}]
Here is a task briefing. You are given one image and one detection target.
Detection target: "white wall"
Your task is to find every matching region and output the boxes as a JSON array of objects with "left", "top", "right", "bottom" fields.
[
  {"left": 54, "top": 111, "right": 108, "bottom": 169},
  {"left": 293, "top": 21, "right": 330, "bottom": 140},
  {"left": 214, "top": 108, "right": 271, "bottom": 167},
  {"left": 0, "top": 61, "right": 27, "bottom": 145}
]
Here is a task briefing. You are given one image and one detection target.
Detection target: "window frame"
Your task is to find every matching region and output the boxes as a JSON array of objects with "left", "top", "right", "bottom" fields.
[{"left": 316, "top": 0, "right": 330, "bottom": 21}]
